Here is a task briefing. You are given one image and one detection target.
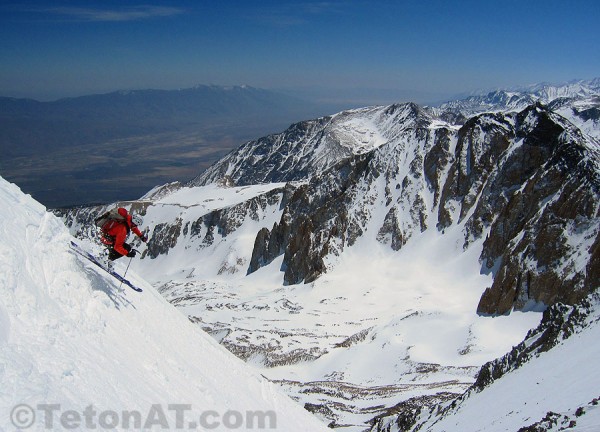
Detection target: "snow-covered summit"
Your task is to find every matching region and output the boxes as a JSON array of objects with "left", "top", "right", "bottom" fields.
[
  {"left": 0, "top": 176, "right": 328, "bottom": 431},
  {"left": 189, "top": 103, "right": 438, "bottom": 188}
]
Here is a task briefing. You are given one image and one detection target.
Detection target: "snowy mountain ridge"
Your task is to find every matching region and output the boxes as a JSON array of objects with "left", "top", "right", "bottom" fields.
[
  {"left": 437, "top": 77, "right": 600, "bottom": 118},
  {"left": 518, "top": 77, "right": 600, "bottom": 101},
  {"left": 158, "top": 100, "right": 600, "bottom": 314},
  {"left": 58, "top": 86, "right": 600, "bottom": 430},
  {"left": 0, "top": 176, "right": 329, "bottom": 431},
  {"left": 189, "top": 103, "right": 436, "bottom": 188}
]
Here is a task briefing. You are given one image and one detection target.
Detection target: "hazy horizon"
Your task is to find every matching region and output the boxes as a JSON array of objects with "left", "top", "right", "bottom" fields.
[
  {"left": 0, "top": 82, "right": 468, "bottom": 107},
  {"left": 1, "top": 0, "right": 599, "bottom": 106}
]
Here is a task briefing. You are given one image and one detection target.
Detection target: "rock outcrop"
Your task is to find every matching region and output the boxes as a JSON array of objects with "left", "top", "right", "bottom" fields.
[
  {"left": 242, "top": 103, "right": 599, "bottom": 315},
  {"left": 58, "top": 99, "right": 600, "bottom": 317}
]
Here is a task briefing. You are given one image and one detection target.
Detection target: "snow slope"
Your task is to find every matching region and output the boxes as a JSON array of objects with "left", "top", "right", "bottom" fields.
[
  {"left": 0, "top": 176, "right": 328, "bottom": 431},
  {"left": 108, "top": 173, "right": 541, "bottom": 429},
  {"left": 56, "top": 94, "right": 598, "bottom": 430},
  {"left": 372, "top": 295, "right": 600, "bottom": 432},
  {"left": 427, "top": 320, "right": 600, "bottom": 432}
]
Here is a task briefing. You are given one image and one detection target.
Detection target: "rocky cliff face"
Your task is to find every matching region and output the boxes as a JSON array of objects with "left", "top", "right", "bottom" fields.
[
  {"left": 56, "top": 90, "right": 600, "bottom": 431},
  {"left": 438, "top": 105, "right": 600, "bottom": 314},
  {"left": 222, "top": 102, "right": 600, "bottom": 315},
  {"left": 59, "top": 98, "right": 599, "bottom": 317}
]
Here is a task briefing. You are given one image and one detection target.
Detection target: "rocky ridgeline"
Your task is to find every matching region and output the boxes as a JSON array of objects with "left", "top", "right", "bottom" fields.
[
  {"left": 58, "top": 98, "right": 599, "bottom": 317},
  {"left": 217, "top": 102, "right": 599, "bottom": 315},
  {"left": 56, "top": 184, "right": 287, "bottom": 266}
]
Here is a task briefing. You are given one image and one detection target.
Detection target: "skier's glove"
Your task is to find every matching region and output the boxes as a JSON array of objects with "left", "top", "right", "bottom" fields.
[
  {"left": 141, "top": 235, "right": 148, "bottom": 243},
  {"left": 127, "top": 250, "right": 137, "bottom": 258}
]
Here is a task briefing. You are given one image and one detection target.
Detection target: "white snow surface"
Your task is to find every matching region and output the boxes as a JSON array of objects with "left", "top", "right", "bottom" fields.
[
  {"left": 0, "top": 176, "right": 329, "bottom": 431},
  {"left": 127, "top": 180, "right": 542, "bottom": 430},
  {"left": 137, "top": 182, "right": 288, "bottom": 283},
  {"left": 410, "top": 298, "right": 600, "bottom": 432}
]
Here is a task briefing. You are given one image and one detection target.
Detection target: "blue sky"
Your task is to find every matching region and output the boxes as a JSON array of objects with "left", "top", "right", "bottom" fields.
[{"left": 1, "top": 0, "right": 599, "bottom": 104}]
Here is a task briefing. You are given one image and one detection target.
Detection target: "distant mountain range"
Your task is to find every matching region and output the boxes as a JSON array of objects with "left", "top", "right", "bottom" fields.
[
  {"left": 0, "top": 85, "right": 323, "bottom": 158},
  {"left": 438, "top": 77, "right": 600, "bottom": 116},
  {"left": 0, "top": 85, "right": 332, "bottom": 207}
]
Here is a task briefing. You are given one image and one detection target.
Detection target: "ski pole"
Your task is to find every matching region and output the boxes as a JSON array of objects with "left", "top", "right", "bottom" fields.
[{"left": 120, "top": 255, "right": 134, "bottom": 290}]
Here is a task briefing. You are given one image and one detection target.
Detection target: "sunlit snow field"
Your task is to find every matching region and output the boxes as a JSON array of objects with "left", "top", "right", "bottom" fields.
[{"left": 122, "top": 182, "right": 543, "bottom": 429}]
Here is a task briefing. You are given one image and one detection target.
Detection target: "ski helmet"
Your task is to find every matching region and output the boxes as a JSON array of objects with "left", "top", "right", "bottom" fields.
[{"left": 132, "top": 214, "right": 143, "bottom": 226}]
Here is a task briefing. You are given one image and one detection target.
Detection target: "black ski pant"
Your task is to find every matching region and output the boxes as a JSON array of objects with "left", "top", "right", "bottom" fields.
[{"left": 107, "top": 243, "right": 132, "bottom": 261}]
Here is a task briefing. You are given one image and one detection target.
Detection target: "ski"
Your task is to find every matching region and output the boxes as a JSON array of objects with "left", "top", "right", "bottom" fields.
[{"left": 69, "top": 241, "right": 143, "bottom": 292}]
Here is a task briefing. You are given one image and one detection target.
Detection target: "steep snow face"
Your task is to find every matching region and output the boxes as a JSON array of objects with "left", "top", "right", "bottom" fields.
[{"left": 0, "top": 177, "right": 329, "bottom": 432}]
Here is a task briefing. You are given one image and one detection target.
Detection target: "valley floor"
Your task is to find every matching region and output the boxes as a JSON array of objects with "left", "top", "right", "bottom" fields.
[{"left": 150, "top": 226, "right": 542, "bottom": 430}]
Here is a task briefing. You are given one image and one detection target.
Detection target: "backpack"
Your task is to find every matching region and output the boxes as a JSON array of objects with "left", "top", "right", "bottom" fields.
[
  {"left": 95, "top": 208, "right": 129, "bottom": 246},
  {"left": 94, "top": 208, "right": 127, "bottom": 229}
]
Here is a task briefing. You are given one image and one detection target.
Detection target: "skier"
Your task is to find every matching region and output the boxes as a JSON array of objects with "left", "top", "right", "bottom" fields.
[{"left": 98, "top": 207, "right": 148, "bottom": 263}]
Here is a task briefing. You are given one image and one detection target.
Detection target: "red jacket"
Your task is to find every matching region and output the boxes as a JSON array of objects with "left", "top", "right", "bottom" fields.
[{"left": 101, "top": 208, "right": 144, "bottom": 256}]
